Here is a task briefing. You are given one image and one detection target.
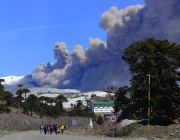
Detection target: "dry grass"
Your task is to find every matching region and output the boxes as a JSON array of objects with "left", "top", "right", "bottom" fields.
[
  {"left": 1, "top": 108, "right": 180, "bottom": 139},
  {"left": 80, "top": 121, "right": 180, "bottom": 139},
  {"left": 124, "top": 122, "right": 180, "bottom": 139}
]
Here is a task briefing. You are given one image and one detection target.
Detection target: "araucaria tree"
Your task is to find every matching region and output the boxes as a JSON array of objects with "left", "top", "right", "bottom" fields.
[
  {"left": 26, "top": 94, "right": 39, "bottom": 116},
  {"left": 55, "top": 95, "right": 68, "bottom": 115},
  {"left": 16, "top": 84, "right": 23, "bottom": 106},
  {"left": 0, "top": 79, "right": 5, "bottom": 103},
  {"left": 114, "top": 86, "right": 131, "bottom": 113},
  {"left": 122, "top": 38, "right": 180, "bottom": 124}
]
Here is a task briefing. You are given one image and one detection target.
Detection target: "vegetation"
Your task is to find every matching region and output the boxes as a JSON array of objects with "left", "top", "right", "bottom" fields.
[
  {"left": 96, "top": 115, "right": 104, "bottom": 125},
  {"left": 115, "top": 38, "right": 180, "bottom": 125},
  {"left": 0, "top": 80, "right": 95, "bottom": 118},
  {"left": 0, "top": 79, "right": 5, "bottom": 103},
  {"left": 114, "top": 86, "right": 131, "bottom": 113}
]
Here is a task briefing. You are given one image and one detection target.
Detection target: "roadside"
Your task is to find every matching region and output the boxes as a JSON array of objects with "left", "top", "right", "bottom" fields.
[
  {"left": 0, "top": 130, "right": 161, "bottom": 140},
  {"left": 123, "top": 122, "right": 180, "bottom": 140},
  {"left": 0, "top": 116, "right": 180, "bottom": 140},
  {"left": 0, "top": 129, "right": 18, "bottom": 137}
]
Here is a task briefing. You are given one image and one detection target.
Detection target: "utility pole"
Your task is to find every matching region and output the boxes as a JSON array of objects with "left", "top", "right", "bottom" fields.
[{"left": 147, "top": 74, "right": 150, "bottom": 139}]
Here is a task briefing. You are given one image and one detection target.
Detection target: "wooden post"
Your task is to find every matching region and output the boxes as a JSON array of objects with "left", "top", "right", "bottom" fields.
[
  {"left": 147, "top": 74, "right": 150, "bottom": 138},
  {"left": 112, "top": 123, "right": 114, "bottom": 137}
]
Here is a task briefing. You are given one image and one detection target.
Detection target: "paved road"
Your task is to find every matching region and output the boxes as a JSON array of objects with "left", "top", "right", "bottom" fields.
[{"left": 0, "top": 130, "right": 160, "bottom": 140}]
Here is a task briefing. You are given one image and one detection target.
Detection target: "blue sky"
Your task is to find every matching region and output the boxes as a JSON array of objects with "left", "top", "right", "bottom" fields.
[{"left": 0, "top": 0, "right": 144, "bottom": 77}]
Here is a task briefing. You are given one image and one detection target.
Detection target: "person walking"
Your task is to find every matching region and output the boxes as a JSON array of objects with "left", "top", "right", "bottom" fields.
[
  {"left": 39, "top": 125, "right": 43, "bottom": 134},
  {"left": 43, "top": 124, "right": 47, "bottom": 135},
  {"left": 57, "top": 124, "right": 60, "bottom": 134},
  {"left": 53, "top": 124, "right": 58, "bottom": 135},
  {"left": 47, "top": 124, "right": 50, "bottom": 134},
  {"left": 50, "top": 124, "right": 53, "bottom": 134},
  {"left": 60, "top": 124, "right": 64, "bottom": 134}
]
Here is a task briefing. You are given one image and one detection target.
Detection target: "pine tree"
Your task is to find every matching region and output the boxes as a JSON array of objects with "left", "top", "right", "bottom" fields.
[
  {"left": 122, "top": 38, "right": 180, "bottom": 124},
  {"left": 114, "top": 86, "right": 131, "bottom": 113},
  {"left": 55, "top": 95, "right": 68, "bottom": 115},
  {"left": 0, "top": 79, "right": 5, "bottom": 104},
  {"left": 26, "top": 94, "right": 39, "bottom": 116}
]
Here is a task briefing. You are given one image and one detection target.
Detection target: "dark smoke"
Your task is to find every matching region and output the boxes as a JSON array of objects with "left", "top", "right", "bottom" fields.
[{"left": 32, "top": 0, "right": 180, "bottom": 90}]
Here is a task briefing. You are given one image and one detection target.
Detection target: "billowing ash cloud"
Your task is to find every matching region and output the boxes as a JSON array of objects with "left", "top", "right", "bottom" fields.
[{"left": 32, "top": 0, "right": 180, "bottom": 90}]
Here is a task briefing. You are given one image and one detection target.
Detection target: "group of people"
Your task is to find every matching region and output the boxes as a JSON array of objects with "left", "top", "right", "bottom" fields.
[{"left": 40, "top": 124, "right": 66, "bottom": 135}]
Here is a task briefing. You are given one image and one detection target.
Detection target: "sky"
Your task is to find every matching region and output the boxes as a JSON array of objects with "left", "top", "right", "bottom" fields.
[{"left": 0, "top": 0, "right": 145, "bottom": 77}]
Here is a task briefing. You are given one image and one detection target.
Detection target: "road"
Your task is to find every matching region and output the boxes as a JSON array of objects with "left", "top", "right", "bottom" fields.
[{"left": 0, "top": 130, "right": 157, "bottom": 140}]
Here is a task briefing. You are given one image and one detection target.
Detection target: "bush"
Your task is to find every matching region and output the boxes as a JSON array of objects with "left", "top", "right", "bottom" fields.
[
  {"left": 106, "top": 125, "right": 130, "bottom": 137},
  {"left": 96, "top": 115, "right": 104, "bottom": 125},
  {"left": 6, "top": 108, "right": 11, "bottom": 113},
  {"left": 0, "top": 104, "right": 6, "bottom": 113}
]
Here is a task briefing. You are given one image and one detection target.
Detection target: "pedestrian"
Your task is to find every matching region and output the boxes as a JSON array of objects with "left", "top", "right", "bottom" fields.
[
  {"left": 50, "top": 124, "right": 53, "bottom": 134},
  {"left": 39, "top": 125, "right": 43, "bottom": 134},
  {"left": 43, "top": 124, "right": 47, "bottom": 135},
  {"left": 60, "top": 124, "right": 64, "bottom": 134},
  {"left": 53, "top": 124, "right": 57, "bottom": 135},
  {"left": 57, "top": 124, "right": 60, "bottom": 134},
  {"left": 66, "top": 125, "right": 68, "bottom": 130},
  {"left": 47, "top": 124, "right": 50, "bottom": 134}
]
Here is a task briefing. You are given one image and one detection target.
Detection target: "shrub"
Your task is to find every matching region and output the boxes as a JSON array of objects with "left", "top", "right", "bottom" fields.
[
  {"left": 96, "top": 115, "right": 104, "bottom": 125},
  {"left": 6, "top": 108, "right": 11, "bottom": 113},
  {"left": 106, "top": 125, "right": 130, "bottom": 137},
  {"left": 0, "top": 104, "right": 6, "bottom": 113}
]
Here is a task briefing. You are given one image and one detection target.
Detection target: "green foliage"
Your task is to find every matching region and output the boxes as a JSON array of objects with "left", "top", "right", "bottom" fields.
[
  {"left": 70, "top": 103, "right": 73, "bottom": 108},
  {"left": 21, "top": 88, "right": 30, "bottom": 102},
  {"left": 68, "top": 108, "right": 86, "bottom": 116},
  {"left": 15, "top": 89, "right": 24, "bottom": 106},
  {"left": 46, "top": 106, "right": 57, "bottom": 117},
  {"left": 91, "top": 94, "right": 94, "bottom": 98},
  {"left": 84, "top": 107, "right": 95, "bottom": 117},
  {"left": 0, "top": 104, "right": 6, "bottom": 112},
  {"left": 122, "top": 38, "right": 180, "bottom": 124},
  {"left": 3, "top": 91, "right": 14, "bottom": 107},
  {"left": 68, "top": 106, "right": 95, "bottom": 117},
  {"left": 0, "top": 81, "right": 96, "bottom": 118},
  {"left": 114, "top": 86, "right": 131, "bottom": 113},
  {"left": 26, "top": 94, "right": 39, "bottom": 116},
  {"left": 92, "top": 115, "right": 97, "bottom": 121},
  {"left": 91, "top": 93, "right": 96, "bottom": 98},
  {"left": 0, "top": 79, "right": 5, "bottom": 102},
  {"left": 55, "top": 95, "right": 68, "bottom": 112},
  {"left": 76, "top": 100, "right": 83, "bottom": 108},
  {"left": 96, "top": 115, "right": 104, "bottom": 125},
  {"left": 23, "top": 105, "right": 28, "bottom": 114},
  {"left": 110, "top": 96, "right": 114, "bottom": 100},
  {"left": 6, "top": 108, "right": 10, "bottom": 113}
]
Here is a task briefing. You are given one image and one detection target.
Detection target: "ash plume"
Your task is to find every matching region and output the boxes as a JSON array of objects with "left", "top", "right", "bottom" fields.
[{"left": 32, "top": 0, "right": 180, "bottom": 90}]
